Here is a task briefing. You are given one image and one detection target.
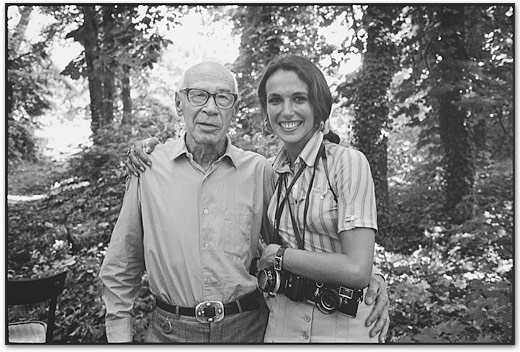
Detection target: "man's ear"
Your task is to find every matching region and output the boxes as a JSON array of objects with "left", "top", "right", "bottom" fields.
[{"left": 175, "top": 92, "right": 183, "bottom": 116}]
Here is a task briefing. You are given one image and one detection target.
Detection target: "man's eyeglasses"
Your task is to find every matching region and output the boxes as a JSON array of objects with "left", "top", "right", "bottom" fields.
[{"left": 180, "top": 88, "right": 237, "bottom": 109}]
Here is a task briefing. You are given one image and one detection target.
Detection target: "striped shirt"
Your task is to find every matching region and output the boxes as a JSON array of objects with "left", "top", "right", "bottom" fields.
[
  {"left": 264, "top": 130, "right": 379, "bottom": 342},
  {"left": 268, "top": 130, "right": 378, "bottom": 253}
]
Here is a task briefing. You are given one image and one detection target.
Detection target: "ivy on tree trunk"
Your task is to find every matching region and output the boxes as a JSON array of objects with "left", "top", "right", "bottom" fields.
[
  {"left": 350, "top": 5, "right": 398, "bottom": 239},
  {"left": 81, "top": 6, "right": 103, "bottom": 138},
  {"left": 433, "top": 5, "right": 475, "bottom": 223}
]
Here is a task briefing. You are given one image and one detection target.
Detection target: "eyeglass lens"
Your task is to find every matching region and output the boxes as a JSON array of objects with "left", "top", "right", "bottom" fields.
[{"left": 187, "top": 89, "right": 235, "bottom": 108}]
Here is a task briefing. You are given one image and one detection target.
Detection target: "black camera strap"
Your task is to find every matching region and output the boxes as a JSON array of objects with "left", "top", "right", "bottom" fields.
[
  {"left": 273, "top": 160, "right": 306, "bottom": 247},
  {"left": 273, "top": 143, "right": 325, "bottom": 249}
]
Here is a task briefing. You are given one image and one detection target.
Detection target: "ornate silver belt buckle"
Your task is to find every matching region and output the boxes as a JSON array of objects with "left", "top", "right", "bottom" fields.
[{"left": 195, "top": 301, "right": 224, "bottom": 323}]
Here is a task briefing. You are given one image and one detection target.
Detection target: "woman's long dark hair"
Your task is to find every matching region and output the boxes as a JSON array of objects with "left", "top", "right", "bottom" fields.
[{"left": 257, "top": 55, "right": 339, "bottom": 144}]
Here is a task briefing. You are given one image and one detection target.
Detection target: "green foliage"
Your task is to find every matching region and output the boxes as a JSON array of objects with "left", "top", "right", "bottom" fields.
[
  {"left": 380, "top": 145, "right": 513, "bottom": 343},
  {"left": 7, "top": 119, "right": 39, "bottom": 167},
  {"left": 7, "top": 6, "right": 54, "bottom": 165},
  {"left": 393, "top": 5, "right": 513, "bottom": 220}
]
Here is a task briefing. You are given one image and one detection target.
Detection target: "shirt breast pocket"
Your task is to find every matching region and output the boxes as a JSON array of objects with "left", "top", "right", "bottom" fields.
[
  {"left": 307, "top": 187, "right": 338, "bottom": 236},
  {"left": 223, "top": 210, "right": 253, "bottom": 259},
  {"left": 309, "top": 187, "right": 337, "bottom": 210}
]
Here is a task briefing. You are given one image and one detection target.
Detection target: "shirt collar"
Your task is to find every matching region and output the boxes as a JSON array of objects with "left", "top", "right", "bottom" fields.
[
  {"left": 272, "top": 130, "right": 324, "bottom": 172},
  {"left": 169, "top": 132, "right": 240, "bottom": 168}
]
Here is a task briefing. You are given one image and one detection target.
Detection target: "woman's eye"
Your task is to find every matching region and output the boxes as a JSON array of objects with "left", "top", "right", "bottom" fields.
[
  {"left": 268, "top": 97, "right": 281, "bottom": 104},
  {"left": 294, "top": 95, "right": 308, "bottom": 103}
]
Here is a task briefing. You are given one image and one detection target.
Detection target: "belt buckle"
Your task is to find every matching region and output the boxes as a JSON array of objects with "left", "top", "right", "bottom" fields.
[{"left": 195, "top": 301, "right": 224, "bottom": 323}]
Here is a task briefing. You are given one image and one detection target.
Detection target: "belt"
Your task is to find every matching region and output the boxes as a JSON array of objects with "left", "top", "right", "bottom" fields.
[{"left": 155, "top": 290, "right": 261, "bottom": 323}]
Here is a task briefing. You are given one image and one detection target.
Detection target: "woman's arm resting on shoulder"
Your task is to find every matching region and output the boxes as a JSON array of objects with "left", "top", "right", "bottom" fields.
[{"left": 125, "top": 137, "right": 161, "bottom": 176}]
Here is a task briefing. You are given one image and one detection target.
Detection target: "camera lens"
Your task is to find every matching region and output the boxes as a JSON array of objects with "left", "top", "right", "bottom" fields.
[
  {"left": 321, "top": 291, "right": 337, "bottom": 309},
  {"left": 317, "top": 289, "right": 340, "bottom": 314},
  {"left": 257, "top": 269, "right": 280, "bottom": 293}
]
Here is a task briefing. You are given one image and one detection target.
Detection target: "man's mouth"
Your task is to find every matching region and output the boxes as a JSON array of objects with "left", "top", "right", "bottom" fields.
[
  {"left": 198, "top": 122, "right": 219, "bottom": 130},
  {"left": 279, "top": 121, "right": 302, "bottom": 130}
]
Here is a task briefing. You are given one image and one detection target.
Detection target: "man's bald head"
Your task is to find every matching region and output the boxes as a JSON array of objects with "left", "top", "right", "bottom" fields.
[{"left": 178, "top": 61, "right": 238, "bottom": 94}]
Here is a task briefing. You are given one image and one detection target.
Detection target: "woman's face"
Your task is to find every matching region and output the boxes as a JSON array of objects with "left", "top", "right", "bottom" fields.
[{"left": 265, "top": 69, "right": 316, "bottom": 156}]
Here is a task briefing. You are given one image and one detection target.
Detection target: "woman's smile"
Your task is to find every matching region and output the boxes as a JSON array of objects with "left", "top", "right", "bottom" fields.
[{"left": 278, "top": 120, "right": 303, "bottom": 131}]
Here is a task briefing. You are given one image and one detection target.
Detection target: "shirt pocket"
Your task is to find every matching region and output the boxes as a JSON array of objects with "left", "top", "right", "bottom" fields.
[
  {"left": 306, "top": 187, "right": 339, "bottom": 238},
  {"left": 223, "top": 210, "right": 253, "bottom": 259}
]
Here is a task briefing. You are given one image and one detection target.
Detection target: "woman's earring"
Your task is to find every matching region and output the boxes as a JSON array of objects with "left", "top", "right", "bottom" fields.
[{"left": 319, "top": 120, "right": 325, "bottom": 131}]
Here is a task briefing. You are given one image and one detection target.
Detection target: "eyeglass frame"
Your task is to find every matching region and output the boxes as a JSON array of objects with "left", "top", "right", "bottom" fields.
[{"left": 179, "top": 88, "right": 238, "bottom": 109}]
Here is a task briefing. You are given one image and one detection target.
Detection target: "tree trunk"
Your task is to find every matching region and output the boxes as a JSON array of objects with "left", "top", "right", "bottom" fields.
[
  {"left": 100, "top": 6, "right": 115, "bottom": 128},
  {"left": 81, "top": 6, "right": 103, "bottom": 138},
  {"left": 121, "top": 64, "right": 132, "bottom": 125},
  {"left": 233, "top": 6, "right": 285, "bottom": 134},
  {"left": 351, "top": 6, "right": 397, "bottom": 239},
  {"left": 435, "top": 5, "right": 475, "bottom": 223},
  {"left": 101, "top": 68, "right": 115, "bottom": 127},
  {"left": 11, "top": 5, "right": 32, "bottom": 53}
]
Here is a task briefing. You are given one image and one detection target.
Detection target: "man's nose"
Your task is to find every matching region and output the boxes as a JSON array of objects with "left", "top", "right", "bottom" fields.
[{"left": 202, "top": 95, "right": 219, "bottom": 113}]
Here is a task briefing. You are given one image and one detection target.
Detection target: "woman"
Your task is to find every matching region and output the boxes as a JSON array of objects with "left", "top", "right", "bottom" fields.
[
  {"left": 254, "top": 55, "right": 378, "bottom": 342},
  {"left": 126, "top": 55, "right": 383, "bottom": 343}
]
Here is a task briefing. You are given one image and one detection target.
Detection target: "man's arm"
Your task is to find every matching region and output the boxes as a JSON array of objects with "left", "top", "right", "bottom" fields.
[
  {"left": 364, "top": 268, "right": 390, "bottom": 343},
  {"left": 99, "top": 177, "right": 146, "bottom": 342}
]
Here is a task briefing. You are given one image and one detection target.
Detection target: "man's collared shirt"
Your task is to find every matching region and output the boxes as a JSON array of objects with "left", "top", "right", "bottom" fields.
[{"left": 99, "top": 134, "right": 275, "bottom": 342}]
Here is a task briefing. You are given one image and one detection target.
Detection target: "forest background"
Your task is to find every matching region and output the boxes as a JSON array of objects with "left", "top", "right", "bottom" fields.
[{"left": 6, "top": 4, "right": 514, "bottom": 344}]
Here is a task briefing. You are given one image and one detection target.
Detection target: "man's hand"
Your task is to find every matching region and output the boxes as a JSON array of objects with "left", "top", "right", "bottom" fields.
[
  {"left": 364, "top": 274, "right": 390, "bottom": 343},
  {"left": 125, "top": 137, "right": 160, "bottom": 177}
]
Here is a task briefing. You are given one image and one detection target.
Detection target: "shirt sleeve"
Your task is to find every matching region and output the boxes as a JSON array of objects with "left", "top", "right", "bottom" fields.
[
  {"left": 99, "top": 176, "right": 145, "bottom": 343},
  {"left": 335, "top": 148, "right": 378, "bottom": 233}
]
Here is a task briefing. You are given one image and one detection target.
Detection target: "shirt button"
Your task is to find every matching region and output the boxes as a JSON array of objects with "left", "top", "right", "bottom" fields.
[
  {"left": 204, "top": 243, "right": 210, "bottom": 249},
  {"left": 203, "top": 209, "right": 209, "bottom": 215},
  {"left": 304, "top": 316, "right": 310, "bottom": 322},
  {"left": 303, "top": 332, "right": 309, "bottom": 340}
]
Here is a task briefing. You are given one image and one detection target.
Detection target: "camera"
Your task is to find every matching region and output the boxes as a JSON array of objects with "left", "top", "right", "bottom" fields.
[
  {"left": 250, "top": 258, "right": 362, "bottom": 317},
  {"left": 316, "top": 285, "right": 363, "bottom": 317}
]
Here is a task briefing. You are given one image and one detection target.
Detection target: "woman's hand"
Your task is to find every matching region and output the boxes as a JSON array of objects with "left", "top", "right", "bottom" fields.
[
  {"left": 125, "top": 137, "right": 160, "bottom": 176},
  {"left": 258, "top": 244, "right": 282, "bottom": 270}
]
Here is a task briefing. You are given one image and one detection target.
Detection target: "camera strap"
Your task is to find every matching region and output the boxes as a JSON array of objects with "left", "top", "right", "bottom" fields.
[
  {"left": 273, "top": 160, "right": 306, "bottom": 247},
  {"left": 273, "top": 143, "right": 325, "bottom": 249}
]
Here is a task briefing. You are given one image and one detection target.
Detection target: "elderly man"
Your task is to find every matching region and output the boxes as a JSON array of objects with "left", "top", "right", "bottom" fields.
[{"left": 100, "top": 61, "right": 389, "bottom": 343}]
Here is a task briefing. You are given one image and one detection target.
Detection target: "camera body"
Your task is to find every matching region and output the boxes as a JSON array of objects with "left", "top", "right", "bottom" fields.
[
  {"left": 255, "top": 264, "right": 362, "bottom": 318},
  {"left": 316, "top": 285, "right": 363, "bottom": 317}
]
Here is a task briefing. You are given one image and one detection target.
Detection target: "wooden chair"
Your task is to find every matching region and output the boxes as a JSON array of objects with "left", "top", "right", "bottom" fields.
[{"left": 7, "top": 271, "right": 67, "bottom": 343}]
